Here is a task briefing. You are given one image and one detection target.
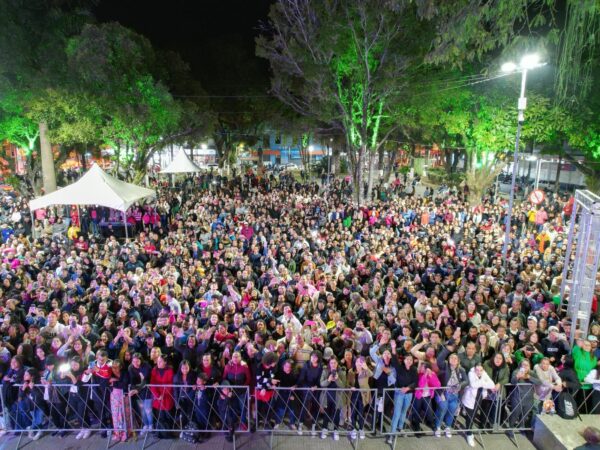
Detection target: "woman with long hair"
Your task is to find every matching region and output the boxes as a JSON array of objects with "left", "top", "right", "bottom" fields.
[
  {"left": 462, "top": 364, "right": 495, "bottom": 447},
  {"left": 348, "top": 355, "right": 373, "bottom": 441},
  {"left": 150, "top": 355, "right": 175, "bottom": 438},
  {"left": 412, "top": 361, "right": 441, "bottom": 433},
  {"left": 173, "top": 360, "right": 197, "bottom": 433},
  {"left": 482, "top": 353, "right": 509, "bottom": 429},
  {"left": 435, "top": 352, "right": 468, "bottom": 438},
  {"left": 109, "top": 359, "right": 132, "bottom": 442},
  {"left": 387, "top": 353, "right": 417, "bottom": 443},
  {"left": 320, "top": 356, "right": 347, "bottom": 441}
]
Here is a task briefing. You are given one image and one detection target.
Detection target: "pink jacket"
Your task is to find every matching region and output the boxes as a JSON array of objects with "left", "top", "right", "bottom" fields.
[{"left": 415, "top": 371, "right": 441, "bottom": 399}]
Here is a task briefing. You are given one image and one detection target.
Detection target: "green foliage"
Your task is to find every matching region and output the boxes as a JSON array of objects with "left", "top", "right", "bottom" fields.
[
  {"left": 26, "top": 88, "right": 104, "bottom": 146},
  {"left": 0, "top": 90, "right": 39, "bottom": 153},
  {"left": 423, "top": 0, "right": 558, "bottom": 68},
  {"left": 66, "top": 23, "right": 185, "bottom": 178}
]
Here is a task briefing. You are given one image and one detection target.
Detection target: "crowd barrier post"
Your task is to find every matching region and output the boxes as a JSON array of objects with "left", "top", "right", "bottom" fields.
[
  {"left": 127, "top": 384, "right": 250, "bottom": 450},
  {"left": 253, "top": 386, "right": 376, "bottom": 450}
]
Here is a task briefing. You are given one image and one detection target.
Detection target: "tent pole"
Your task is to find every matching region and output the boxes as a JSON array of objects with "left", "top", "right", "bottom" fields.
[
  {"left": 123, "top": 210, "right": 129, "bottom": 241},
  {"left": 30, "top": 211, "right": 36, "bottom": 239}
]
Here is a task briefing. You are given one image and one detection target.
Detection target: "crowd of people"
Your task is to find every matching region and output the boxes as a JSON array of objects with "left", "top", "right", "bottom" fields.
[{"left": 0, "top": 167, "right": 599, "bottom": 447}]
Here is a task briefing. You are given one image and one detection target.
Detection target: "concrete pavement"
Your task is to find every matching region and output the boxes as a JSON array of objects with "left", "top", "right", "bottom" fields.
[{"left": 0, "top": 430, "right": 536, "bottom": 450}]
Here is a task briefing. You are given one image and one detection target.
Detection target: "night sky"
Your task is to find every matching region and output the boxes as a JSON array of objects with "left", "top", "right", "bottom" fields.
[{"left": 94, "top": 0, "right": 273, "bottom": 93}]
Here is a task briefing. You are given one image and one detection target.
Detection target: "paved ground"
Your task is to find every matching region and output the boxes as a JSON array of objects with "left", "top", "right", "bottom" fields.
[{"left": 0, "top": 430, "right": 537, "bottom": 450}]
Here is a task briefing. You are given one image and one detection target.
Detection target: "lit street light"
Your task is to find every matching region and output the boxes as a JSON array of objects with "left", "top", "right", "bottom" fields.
[{"left": 501, "top": 53, "right": 546, "bottom": 265}]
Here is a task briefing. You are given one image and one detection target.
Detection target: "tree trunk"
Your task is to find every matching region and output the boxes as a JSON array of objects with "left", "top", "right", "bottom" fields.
[
  {"left": 554, "top": 155, "right": 562, "bottom": 193},
  {"left": 332, "top": 144, "right": 340, "bottom": 175},
  {"left": 367, "top": 151, "right": 375, "bottom": 202},
  {"left": 383, "top": 148, "right": 395, "bottom": 183},
  {"left": 354, "top": 145, "right": 365, "bottom": 205},
  {"left": 452, "top": 150, "right": 462, "bottom": 172},
  {"left": 443, "top": 147, "right": 452, "bottom": 173},
  {"left": 39, "top": 121, "right": 56, "bottom": 193}
]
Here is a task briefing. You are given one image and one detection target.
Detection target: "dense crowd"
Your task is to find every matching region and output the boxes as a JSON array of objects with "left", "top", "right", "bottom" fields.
[{"left": 0, "top": 168, "right": 598, "bottom": 447}]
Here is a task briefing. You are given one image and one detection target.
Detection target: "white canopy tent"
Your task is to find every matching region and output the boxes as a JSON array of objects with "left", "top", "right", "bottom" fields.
[
  {"left": 29, "top": 164, "right": 156, "bottom": 238},
  {"left": 160, "top": 150, "right": 201, "bottom": 174}
]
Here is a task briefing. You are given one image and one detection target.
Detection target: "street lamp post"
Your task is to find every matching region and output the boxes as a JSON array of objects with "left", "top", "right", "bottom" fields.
[
  {"left": 327, "top": 138, "right": 333, "bottom": 184},
  {"left": 501, "top": 54, "right": 545, "bottom": 265}
]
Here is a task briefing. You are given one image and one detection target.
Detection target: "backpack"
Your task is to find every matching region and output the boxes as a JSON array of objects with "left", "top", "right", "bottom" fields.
[
  {"left": 556, "top": 391, "right": 577, "bottom": 419},
  {"left": 180, "top": 421, "right": 199, "bottom": 443}
]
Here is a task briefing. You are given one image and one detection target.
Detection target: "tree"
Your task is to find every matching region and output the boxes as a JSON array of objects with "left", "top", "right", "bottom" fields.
[
  {"left": 257, "top": 0, "right": 413, "bottom": 204},
  {"left": 0, "top": 0, "right": 94, "bottom": 193},
  {"left": 66, "top": 23, "right": 196, "bottom": 182},
  {"left": 0, "top": 90, "right": 42, "bottom": 193}
]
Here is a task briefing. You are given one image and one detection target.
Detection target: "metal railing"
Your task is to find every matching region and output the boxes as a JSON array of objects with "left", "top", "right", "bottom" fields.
[{"left": 1, "top": 381, "right": 597, "bottom": 449}]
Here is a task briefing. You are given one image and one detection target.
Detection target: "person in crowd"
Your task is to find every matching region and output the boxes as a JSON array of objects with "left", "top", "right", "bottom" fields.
[
  {"left": 508, "top": 359, "right": 541, "bottom": 435},
  {"left": 462, "top": 364, "right": 495, "bottom": 447},
  {"left": 150, "top": 355, "right": 175, "bottom": 438},
  {"left": 273, "top": 358, "right": 299, "bottom": 430},
  {"left": 387, "top": 353, "right": 417, "bottom": 443},
  {"left": 583, "top": 361, "right": 600, "bottom": 414},
  {"left": 297, "top": 350, "right": 323, "bottom": 436},
  {"left": 108, "top": 359, "right": 131, "bottom": 442},
  {"left": 320, "top": 356, "right": 347, "bottom": 441},
  {"left": 411, "top": 361, "right": 441, "bottom": 432},
  {"left": 533, "top": 357, "right": 563, "bottom": 408},
  {"left": 128, "top": 352, "right": 153, "bottom": 434},
  {"left": 482, "top": 353, "right": 509, "bottom": 429},
  {"left": 573, "top": 338, "right": 599, "bottom": 413},
  {"left": 435, "top": 352, "right": 468, "bottom": 438},
  {"left": 255, "top": 351, "right": 279, "bottom": 427},
  {"left": 63, "top": 356, "right": 91, "bottom": 440}
]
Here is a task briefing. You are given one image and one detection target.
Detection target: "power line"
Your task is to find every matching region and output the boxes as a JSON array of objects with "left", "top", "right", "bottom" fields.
[{"left": 170, "top": 73, "right": 494, "bottom": 99}]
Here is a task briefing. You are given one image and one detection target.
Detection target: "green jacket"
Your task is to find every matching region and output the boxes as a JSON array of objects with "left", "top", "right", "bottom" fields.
[
  {"left": 483, "top": 359, "right": 510, "bottom": 387},
  {"left": 572, "top": 345, "right": 598, "bottom": 388},
  {"left": 343, "top": 216, "right": 352, "bottom": 228},
  {"left": 515, "top": 349, "right": 544, "bottom": 367}
]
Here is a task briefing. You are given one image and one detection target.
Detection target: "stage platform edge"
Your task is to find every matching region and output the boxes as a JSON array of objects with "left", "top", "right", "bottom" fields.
[{"left": 533, "top": 413, "right": 598, "bottom": 450}]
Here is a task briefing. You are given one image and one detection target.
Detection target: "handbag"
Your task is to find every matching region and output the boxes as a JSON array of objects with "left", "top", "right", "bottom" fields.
[{"left": 256, "top": 389, "right": 274, "bottom": 402}]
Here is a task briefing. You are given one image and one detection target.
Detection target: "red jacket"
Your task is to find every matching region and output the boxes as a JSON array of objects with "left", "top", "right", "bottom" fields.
[
  {"left": 150, "top": 367, "right": 175, "bottom": 410},
  {"left": 222, "top": 362, "right": 251, "bottom": 386}
]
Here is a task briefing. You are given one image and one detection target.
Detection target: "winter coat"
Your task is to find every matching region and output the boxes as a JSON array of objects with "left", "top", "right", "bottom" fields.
[
  {"left": 320, "top": 366, "right": 347, "bottom": 409},
  {"left": 462, "top": 367, "right": 495, "bottom": 409},
  {"left": 150, "top": 367, "right": 175, "bottom": 410},
  {"left": 415, "top": 370, "right": 441, "bottom": 399},
  {"left": 297, "top": 361, "right": 323, "bottom": 387}
]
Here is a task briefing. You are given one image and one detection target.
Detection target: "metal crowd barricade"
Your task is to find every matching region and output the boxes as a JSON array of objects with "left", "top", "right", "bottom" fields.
[
  {"left": 381, "top": 386, "right": 499, "bottom": 449},
  {"left": 567, "top": 384, "right": 598, "bottom": 415},
  {"left": 128, "top": 384, "right": 250, "bottom": 450},
  {"left": 0, "top": 383, "right": 119, "bottom": 450},
  {"left": 254, "top": 387, "right": 376, "bottom": 449},
  {"left": 495, "top": 383, "right": 540, "bottom": 435}
]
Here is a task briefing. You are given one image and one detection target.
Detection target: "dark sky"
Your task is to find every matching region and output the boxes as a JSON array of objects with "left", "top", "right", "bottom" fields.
[{"left": 94, "top": 0, "right": 273, "bottom": 93}]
